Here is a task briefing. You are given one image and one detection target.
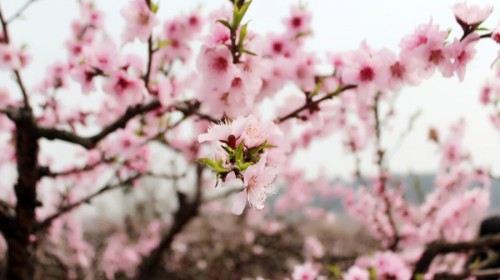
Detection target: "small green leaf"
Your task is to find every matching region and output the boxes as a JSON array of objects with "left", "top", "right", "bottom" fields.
[
  {"left": 414, "top": 274, "right": 424, "bottom": 280},
  {"left": 156, "top": 39, "right": 171, "bottom": 49},
  {"left": 238, "top": 0, "right": 252, "bottom": 20},
  {"left": 368, "top": 267, "right": 378, "bottom": 280},
  {"left": 234, "top": 142, "right": 245, "bottom": 165},
  {"left": 217, "top": 19, "right": 233, "bottom": 31},
  {"left": 326, "top": 264, "right": 342, "bottom": 278},
  {"left": 150, "top": 2, "right": 159, "bottom": 13},
  {"left": 232, "top": 0, "right": 252, "bottom": 30},
  {"left": 238, "top": 23, "right": 249, "bottom": 51},
  {"left": 242, "top": 49, "right": 257, "bottom": 56},
  {"left": 475, "top": 26, "right": 489, "bottom": 32},
  {"left": 236, "top": 161, "right": 253, "bottom": 172},
  {"left": 198, "top": 158, "right": 229, "bottom": 173},
  {"left": 221, "top": 144, "right": 234, "bottom": 155}
]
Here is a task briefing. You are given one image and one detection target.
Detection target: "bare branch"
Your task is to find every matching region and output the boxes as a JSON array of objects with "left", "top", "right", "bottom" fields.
[
  {"left": 38, "top": 155, "right": 113, "bottom": 178},
  {"left": 35, "top": 173, "right": 141, "bottom": 231},
  {"left": 0, "top": 4, "right": 31, "bottom": 110},
  {"left": 38, "top": 100, "right": 162, "bottom": 149},
  {"left": 7, "top": 0, "right": 41, "bottom": 23},
  {"left": 136, "top": 165, "right": 204, "bottom": 279},
  {"left": 0, "top": 200, "right": 15, "bottom": 237},
  {"left": 412, "top": 234, "right": 500, "bottom": 279},
  {"left": 434, "top": 268, "right": 500, "bottom": 280},
  {"left": 372, "top": 91, "right": 399, "bottom": 250},
  {"left": 277, "top": 85, "right": 356, "bottom": 123}
]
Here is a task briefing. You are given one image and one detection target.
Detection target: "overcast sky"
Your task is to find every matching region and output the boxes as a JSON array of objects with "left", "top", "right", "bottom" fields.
[{"left": 1, "top": 0, "right": 499, "bottom": 179}]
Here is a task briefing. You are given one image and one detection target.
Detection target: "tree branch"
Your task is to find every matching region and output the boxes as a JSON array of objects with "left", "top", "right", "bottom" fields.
[
  {"left": 412, "top": 234, "right": 500, "bottom": 279},
  {"left": 0, "top": 200, "right": 15, "bottom": 237},
  {"left": 38, "top": 155, "right": 112, "bottom": 178},
  {"left": 38, "top": 100, "right": 162, "bottom": 149},
  {"left": 136, "top": 165, "right": 203, "bottom": 279},
  {"left": 0, "top": 4, "right": 31, "bottom": 110},
  {"left": 277, "top": 85, "right": 356, "bottom": 123},
  {"left": 6, "top": 0, "right": 41, "bottom": 23},
  {"left": 434, "top": 268, "right": 500, "bottom": 280},
  {"left": 372, "top": 91, "right": 399, "bottom": 250},
  {"left": 35, "top": 173, "right": 141, "bottom": 231}
]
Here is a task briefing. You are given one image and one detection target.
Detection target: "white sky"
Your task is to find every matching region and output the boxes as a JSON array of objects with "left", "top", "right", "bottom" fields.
[{"left": 1, "top": 0, "right": 499, "bottom": 179}]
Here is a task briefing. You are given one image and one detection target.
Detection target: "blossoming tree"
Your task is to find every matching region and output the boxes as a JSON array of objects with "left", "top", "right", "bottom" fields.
[{"left": 0, "top": 0, "right": 498, "bottom": 279}]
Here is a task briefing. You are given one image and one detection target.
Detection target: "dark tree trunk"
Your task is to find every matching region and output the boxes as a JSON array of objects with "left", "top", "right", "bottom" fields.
[{"left": 7, "top": 109, "right": 39, "bottom": 280}]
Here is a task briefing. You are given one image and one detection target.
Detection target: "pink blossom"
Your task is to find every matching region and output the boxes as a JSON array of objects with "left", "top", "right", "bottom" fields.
[
  {"left": 0, "top": 44, "right": 21, "bottom": 70},
  {"left": 400, "top": 21, "right": 452, "bottom": 77},
  {"left": 87, "top": 39, "right": 119, "bottom": 74},
  {"left": 303, "top": 236, "right": 324, "bottom": 259},
  {"left": 493, "top": 22, "right": 500, "bottom": 43},
  {"left": 199, "top": 115, "right": 283, "bottom": 149},
  {"left": 342, "top": 42, "right": 389, "bottom": 93},
  {"left": 446, "top": 34, "right": 478, "bottom": 81},
  {"left": 453, "top": 2, "right": 493, "bottom": 27},
  {"left": 197, "top": 45, "right": 238, "bottom": 94},
  {"left": 344, "top": 266, "right": 369, "bottom": 280},
  {"left": 103, "top": 70, "right": 145, "bottom": 106},
  {"left": 284, "top": 6, "right": 312, "bottom": 36},
  {"left": 121, "top": 0, "right": 159, "bottom": 43},
  {"left": 291, "top": 262, "right": 319, "bottom": 280}
]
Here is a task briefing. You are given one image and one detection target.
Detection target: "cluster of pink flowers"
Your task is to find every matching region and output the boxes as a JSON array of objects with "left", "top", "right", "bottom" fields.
[
  {"left": 101, "top": 221, "right": 162, "bottom": 278},
  {"left": 120, "top": 0, "right": 158, "bottom": 43},
  {"left": 0, "top": 0, "right": 498, "bottom": 279},
  {"left": 480, "top": 63, "right": 500, "bottom": 130},
  {"left": 195, "top": 5, "right": 317, "bottom": 119},
  {"left": 199, "top": 115, "right": 285, "bottom": 213},
  {"left": 345, "top": 252, "right": 411, "bottom": 280},
  {"left": 332, "top": 121, "right": 491, "bottom": 278}
]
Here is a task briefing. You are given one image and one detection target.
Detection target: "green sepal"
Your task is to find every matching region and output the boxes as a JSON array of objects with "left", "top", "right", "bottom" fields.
[
  {"left": 217, "top": 19, "right": 233, "bottom": 31},
  {"left": 198, "top": 158, "right": 229, "bottom": 173}
]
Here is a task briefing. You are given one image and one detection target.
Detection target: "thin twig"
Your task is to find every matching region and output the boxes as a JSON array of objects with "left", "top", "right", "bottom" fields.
[
  {"left": 35, "top": 173, "right": 142, "bottom": 231},
  {"left": 412, "top": 234, "right": 500, "bottom": 279},
  {"left": 277, "top": 85, "right": 356, "bottom": 123},
  {"left": 6, "top": 0, "right": 41, "bottom": 23}
]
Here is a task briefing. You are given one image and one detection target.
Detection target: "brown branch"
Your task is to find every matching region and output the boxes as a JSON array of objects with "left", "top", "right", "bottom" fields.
[
  {"left": 373, "top": 91, "right": 399, "bottom": 250},
  {"left": 6, "top": 0, "right": 41, "bottom": 23},
  {"left": 434, "top": 268, "right": 500, "bottom": 280},
  {"left": 412, "top": 234, "right": 500, "bottom": 279},
  {"left": 173, "top": 100, "right": 218, "bottom": 123},
  {"left": 143, "top": 0, "right": 154, "bottom": 89},
  {"left": 277, "top": 85, "right": 356, "bottom": 123},
  {"left": 38, "top": 100, "right": 162, "bottom": 149},
  {"left": 0, "top": 4, "right": 31, "bottom": 110},
  {"left": 0, "top": 200, "right": 15, "bottom": 237},
  {"left": 136, "top": 165, "right": 203, "bottom": 279},
  {"left": 35, "top": 173, "right": 141, "bottom": 231},
  {"left": 38, "top": 155, "right": 113, "bottom": 178}
]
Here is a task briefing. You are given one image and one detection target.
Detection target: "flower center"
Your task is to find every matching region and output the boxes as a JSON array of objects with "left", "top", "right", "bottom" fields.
[{"left": 359, "top": 66, "right": 375, "bottom": 82}]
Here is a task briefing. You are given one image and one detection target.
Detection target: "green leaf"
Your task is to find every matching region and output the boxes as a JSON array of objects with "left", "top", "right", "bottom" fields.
[
  {"left": 475, "top": 26, "right": 489, "bottom": 32},
  {"left": 326, "top": 264, "right": 342, "bottom": 278},
  {"left": 198, "top": 158, "right": 229, "bottom": 173},
  {"left": 368, "top": 267, "right": 378, "bottom": 280},
  {"left": 234, "top": 142, "right": 245, "bottom": 165},
  {"left": 150, "top": 2, "right": 159, "bottom": 13},
  {"left": 232, "top": 0, "right": 252, "bottom": 29},
  {"left": 414, "top": 274, "right": 424, "bottom": 280},
  {"left": 242, "top": 49, "right": 257, "bottom": 56},
  {"left": 238, "top": 23, "right": 249, "bottom": 51},
  {"left": 221, "top": 144, "right": 234, "bottom": 155},
  {"left": 156, "top": 39, "right": 171, "bottom": 49},
  {"left": 246, "top": 141, "right": 274, "bottom": 163},
  {"left": 236, "top": 161, "right": 253, "bottom": 172},
  {"left": 217, "top": 19, "right": 233, "bottom": 31},
  {"left": 238, "top": 0, "right": 252, "bottom": 20}
]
